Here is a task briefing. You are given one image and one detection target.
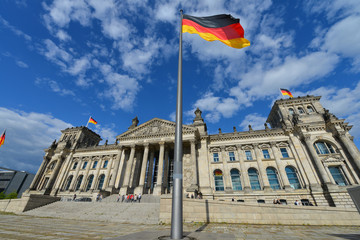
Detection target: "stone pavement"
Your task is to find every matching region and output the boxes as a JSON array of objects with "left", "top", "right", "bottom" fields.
[{"left": 1, "top": 213, "right": 360, "bottom": 239}]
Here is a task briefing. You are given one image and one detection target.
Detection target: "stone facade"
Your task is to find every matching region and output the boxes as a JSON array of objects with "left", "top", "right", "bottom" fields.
[{"left": 26, "top": 95, "right": 360, "bottom": 208}]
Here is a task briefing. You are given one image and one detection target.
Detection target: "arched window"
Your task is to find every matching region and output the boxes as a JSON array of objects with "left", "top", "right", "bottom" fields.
[
  {"left": 230, "top": 169, "right": 242, "bottom": 191},
  {"left": 97, "top": 174, "right": 105, "bottom": 190},
  {"left": 266, "top": 167, "right": 281, "bottom": 190},
  {"left": 298, "top": 107, "right": 305, "bottom": 114},
  {"left": 313, "top": 141, "right": 335, "bottom": 154},
  {"left": 49, "top": 161, "right": 57, "bottom": 170},
  {"left": 65, "top": 175, "right": 73, "bottom": 190},
  {"left": 307, "top": 106, "right": 314, "bottom": 113},
  {"left": 86, "top": 175, "right": 94, "bottom": 191},
  {"left": 289, "top": 108, "right": 294, "bottom": 115},
  {"left": 75, "top": 175, "right": 83, "bottom": 191},
  {"left": 329, "top": 166, "right": 348, "bottom": 186},
  {"left": 72, "top": 162, "right": 78, "bottom": 170},
  {"left": 285, "top": 166, "right": 301, "bottom": 189},
  {"left": 214, "top": 170, "right": 224, "bottom": 191},
  {"left": 248, "top": 168, "right": 261, "bottom": 190}
]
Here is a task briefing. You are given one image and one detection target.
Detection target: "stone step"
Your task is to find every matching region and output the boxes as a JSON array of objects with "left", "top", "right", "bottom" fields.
[{"left": 21, "top": 200, "right": 160, "bottom": 224}]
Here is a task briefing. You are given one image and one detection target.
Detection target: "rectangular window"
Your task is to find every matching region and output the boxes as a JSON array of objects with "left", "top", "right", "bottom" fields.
[
  {"left": 103, "top": 160, "right": 108, "bottom": 168},
  {"left": 92, "top": 161, "right": 98, "bottom": 169},
  {"left": 229, "top": 152, "right": 236, "bottom": 161},
  {"left": 280, "top": 148, "right": 289, "bottom": 158},
  {"left": 213, "top": 153, "right": 219, "bottom": 162},
  {"left": 262, "top": 149, "right": 270, "bottom": 159},
  {"left": 245, "top": 150, "right": 252, "bottom": 160},
  {"left": 82, "top": 162, "right": 87, "bottom": 169}
]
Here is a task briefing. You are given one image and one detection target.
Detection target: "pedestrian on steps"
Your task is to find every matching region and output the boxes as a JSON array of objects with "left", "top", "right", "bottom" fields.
[{"left": 138, "top": 193, "right": 142, "bottom": 203}]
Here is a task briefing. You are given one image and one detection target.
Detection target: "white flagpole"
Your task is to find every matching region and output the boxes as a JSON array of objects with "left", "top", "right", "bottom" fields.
[{"left": 86, "top": 116, "right": 91, "bottom": 128}]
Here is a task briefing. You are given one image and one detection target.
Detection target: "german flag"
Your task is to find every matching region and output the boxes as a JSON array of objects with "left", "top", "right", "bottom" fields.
[
  {"left": 0, "top": 130, "right": 6, "bottom": 148},
  {"left": 88, "top": 117, "right": 98, "bottom": 125},
  {"left": 280, "top": 88, "right": 293, "bottom": 98},
  {"left": 182, "top": 14, "right": 250, "bottom": 49}
]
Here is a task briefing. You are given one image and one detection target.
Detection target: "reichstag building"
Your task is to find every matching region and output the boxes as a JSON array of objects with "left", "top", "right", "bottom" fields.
[{"left": 26, "top": 95, "right": 360, "bottom": 207}]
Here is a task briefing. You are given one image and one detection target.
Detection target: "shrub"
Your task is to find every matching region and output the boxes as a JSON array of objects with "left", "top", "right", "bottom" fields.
[
  {"left": 5, "top": 191, "right": 18, "bottom": 199},
  {"left": 0, "top": 192, "right": 5, "bottom": 199}
]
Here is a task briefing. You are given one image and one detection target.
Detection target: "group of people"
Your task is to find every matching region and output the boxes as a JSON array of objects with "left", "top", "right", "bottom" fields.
[
  {"left": 185, "top": 191, "right": 203, "bottom": 199},
  {"left": 117, "top": 193, "right": 142, "bottom": 203}
]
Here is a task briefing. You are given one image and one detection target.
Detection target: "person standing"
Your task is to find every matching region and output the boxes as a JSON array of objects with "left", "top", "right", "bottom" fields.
[{"left": 138, "top": 193, "right": 142, "bottom": 203}]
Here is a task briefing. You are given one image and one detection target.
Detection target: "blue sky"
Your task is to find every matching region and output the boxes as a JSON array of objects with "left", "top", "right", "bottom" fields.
[{"left": 1, "top": 0, "right": 360, "bottom": 173}]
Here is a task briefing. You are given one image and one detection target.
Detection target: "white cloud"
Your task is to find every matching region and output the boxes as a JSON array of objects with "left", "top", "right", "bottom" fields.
[
  {"left": 56, "top": 29, "right": 71, "bottom": 41},
  {"left": 239, "top": 113, "right": 267, "bottom": 131},
  {"left": 0, "top": 107, "right": 72, "bottom": 173},
  {"left": 0, "top": 16, "right": 32, "bottom": 41},
  {"left": 67, "top": 56, "right": 91, "bottom": 76},
  {"left": 35, "top": 77, "right": 75, "bottom": 96},
  {"left": 94, "top": 124, "right": 117, "bottom": 144},
  {"left": 15, "top": 60, "right": 29, "bottom": 68}
]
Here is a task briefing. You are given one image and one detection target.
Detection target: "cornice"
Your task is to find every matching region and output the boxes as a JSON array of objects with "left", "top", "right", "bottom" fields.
[
  {"left": 209, "top": 128, "right": 285, "bottom": 142},
  {"left": 76, "top": 144, "right": 122, "bottom": 153}
]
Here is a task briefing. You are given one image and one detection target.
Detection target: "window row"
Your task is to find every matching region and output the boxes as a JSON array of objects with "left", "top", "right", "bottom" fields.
[
  {"left": 72, "top": 160, "right": 109, "bottom": 170},
  {"left": 213, "top": 164, "right": 349, "bottom": 191},
  {"left": 213, "top": 166, "right": 302, "bottom": 191},
  {"left": 212, "top": 148, "right": 289, "bottom": 162},
  {"left": 64, "top": 174, "right": 106, "bottom": 191},
  {"left": 289, "top": 105, "right": 314, "bottom": 115}
]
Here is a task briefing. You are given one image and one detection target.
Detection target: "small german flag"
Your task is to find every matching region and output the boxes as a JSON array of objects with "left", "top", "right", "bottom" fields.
[
  {"left": 0, "top": 130, "right": 6, "bottom": 148},
  {"left": 280, "top": 88, "right": 293, "bottom": 98},
  {"left": 182, "top": 14, "right": 250, "bottom": 49},
  {"left": 88, "top": 117, "right": 98, "bottom": 125}
]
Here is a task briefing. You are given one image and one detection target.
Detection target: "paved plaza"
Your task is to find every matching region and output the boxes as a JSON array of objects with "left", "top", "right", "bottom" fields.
[{"left": 0, "top": 213, "right": 360, "bottom": 239}]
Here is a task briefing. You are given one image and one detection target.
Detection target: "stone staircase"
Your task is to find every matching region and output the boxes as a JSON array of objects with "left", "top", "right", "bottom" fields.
[{"left": 21, "top": 195, "right": 160, "bottom": 224}]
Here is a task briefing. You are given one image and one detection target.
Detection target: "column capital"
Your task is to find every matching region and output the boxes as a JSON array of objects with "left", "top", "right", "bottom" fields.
[
  {"left": 159, "top": 141, "right": 165, "bottom": 146},
  {"left": 270, "top": 141, "right": 277, "bottom": 147},
  {"left": 236, "top": 144, "right": 242, "bottom": 149},
  {"left": 302, "top": 134, "right": 312, "bottom": 142},
  {"left": 220, "top": 145, "right": 226, "bottom": 151},
  {"left": 189, "top": 139, "right": 196, "bottom": 144},
  {"left": 143, "top": 142, "right": 150, "bottom": 147},
  {"left": 130, "top": 144, "right": 136, "bottom": 148},
  {"left": 252, "top": 143, "right": 259, "bottom": 148},
  {"left": 337, "top": 131, "right": 347, "bottom": 138}
]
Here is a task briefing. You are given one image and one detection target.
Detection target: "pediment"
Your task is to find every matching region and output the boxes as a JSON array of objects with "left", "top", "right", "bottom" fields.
[{"left": 117, "top": 118, "right": 196, "bottom": 139}]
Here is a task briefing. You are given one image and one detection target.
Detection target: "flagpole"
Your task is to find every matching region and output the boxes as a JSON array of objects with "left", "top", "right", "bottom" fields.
[
  {"left": 171, "top": 9, "right": 184, "bottom": 240},
  {"left": 86, "top": 116, "right": 90, "bottom": 128}
]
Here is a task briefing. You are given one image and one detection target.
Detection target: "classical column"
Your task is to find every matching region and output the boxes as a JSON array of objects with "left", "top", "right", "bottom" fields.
[
  {"left": 103, "top": 155, "right": 115, "bottom": 189},
  {"left": 236, "top": 145, "right": 251, "bottom": 192},
  {"left": 253, "top": 144, "right": 271, "bottom": 191},
  {"left": 79, "top": 158, "right": 92, "bottom": 191},
  {"left": 288, "top": 135, "right": 320, "bottom": 190},
  {"left": 108, "top": 147, "right": 123, "bottom": 190},
  {"left": 270, "top": 142, "right": 291, "bottom": 190},
  {"left": 303, "top": 135, "right": 333, "bottom": 187},
  {"left": 341, "top": 163, "right": 356, "bottom": 185},
  {"left": 29, "top": 156, "right": 49, "bottom": 191},
  {"left": 45, "top": 156, "right": 64, "bottom": 192},
  {"left": 90, "top": 156, "right": 103, "bottom": 191},
  {"left": 154, "top": 142, "right": 165, "bottom": 195},
  {"left": 115, "top": 148, "right": 127, "bottom": 189},
  {"left": 163, "top": 147, "right": 170, "bottom": 194},
  {"left": 52, "top": 152, "right": 75, "bottom": 194},
  {"left": 338, "top": 132, "right": 360, "bottom": 171},
  {"left": 146, "top": 149, "right": 155, "bottom": 192},
  {"left": 120, "top": 145, "right": 136, "bottom": 194},
  {"left": 220, "top": 146, "right": 232, "bottom": 191},
  {"left": 135, "top": 143, "right": 149, "bottom": 194},
  {"left": 189, "top": 140, "right": 199, "bottom": 190},
  {"left": 339, "top": 148, "right": 360, "bottom": 184}
]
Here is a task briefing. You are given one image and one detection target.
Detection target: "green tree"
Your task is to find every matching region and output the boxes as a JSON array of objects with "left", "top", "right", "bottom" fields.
[
  {"left": 0, "top": 191, "right": 5, "bottom": 199},
  {"left": 5, "top": 191, "right": 18, "bottom": 199}
]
